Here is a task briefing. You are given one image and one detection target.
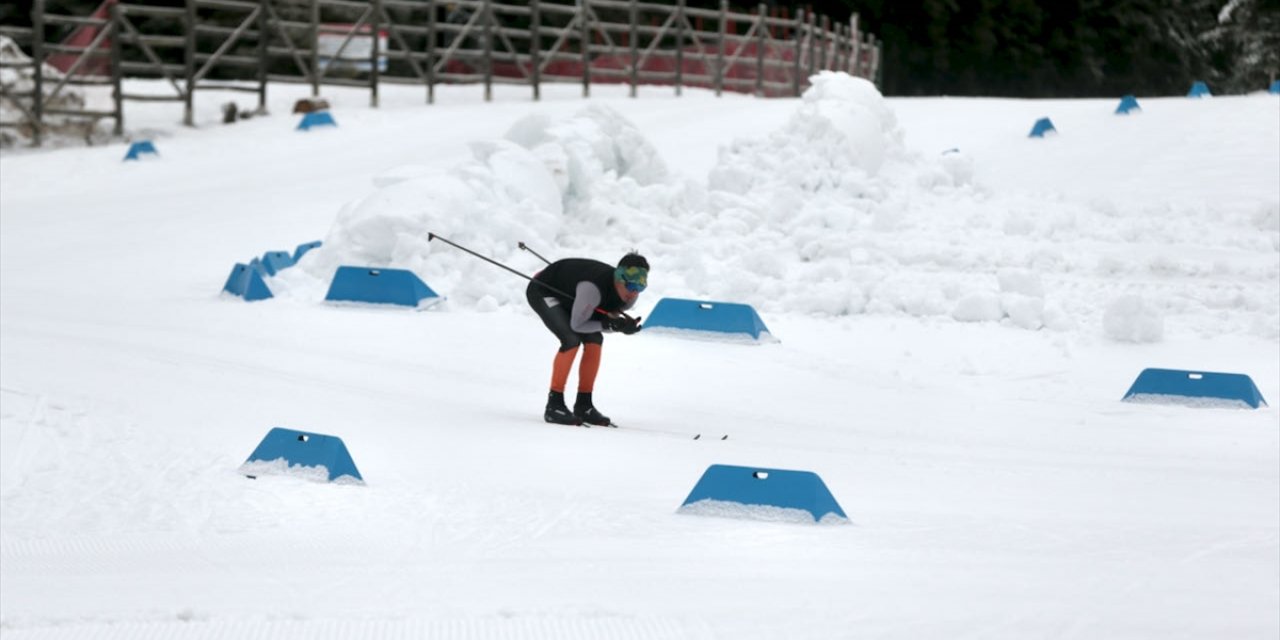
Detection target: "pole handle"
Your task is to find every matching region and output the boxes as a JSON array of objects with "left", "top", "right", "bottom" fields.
[{"left": 518, "top": 241, "right": 552, "bottom": 265}]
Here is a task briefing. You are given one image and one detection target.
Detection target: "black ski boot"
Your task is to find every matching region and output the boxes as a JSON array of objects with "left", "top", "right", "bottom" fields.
[
  {"left": 545, "top": 391, "right": 583, "bottom": 426},
  {"left": 573, "top": 392, "right": 613, "bottom": 426}
]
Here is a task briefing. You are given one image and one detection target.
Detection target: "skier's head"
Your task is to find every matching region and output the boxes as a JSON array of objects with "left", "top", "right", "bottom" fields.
[{"left": 614, "top": 252, "right": 648, "bottom": 300}]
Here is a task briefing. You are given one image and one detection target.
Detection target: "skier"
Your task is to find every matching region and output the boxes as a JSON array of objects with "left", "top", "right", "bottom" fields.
[{"left": 526, "top": 252, "right": 648, "bottom": 426}]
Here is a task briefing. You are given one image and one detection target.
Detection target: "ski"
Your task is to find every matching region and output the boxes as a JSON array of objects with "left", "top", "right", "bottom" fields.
[
  {"left": 542, "top": 418, "right": 728, "bottom": 440},
  {"left": 603, "top": 421, "right": 728, "bottom": 441}
]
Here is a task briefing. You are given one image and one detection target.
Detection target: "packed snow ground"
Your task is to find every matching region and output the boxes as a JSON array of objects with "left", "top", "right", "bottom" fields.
[{"left": 1, "top": 75, "right": 1277, "bottom": 639}]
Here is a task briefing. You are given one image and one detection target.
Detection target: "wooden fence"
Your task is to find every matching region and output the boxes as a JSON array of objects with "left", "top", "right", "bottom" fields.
[{"left": 0, "top": 0, "right": 880, "bottom": 147}]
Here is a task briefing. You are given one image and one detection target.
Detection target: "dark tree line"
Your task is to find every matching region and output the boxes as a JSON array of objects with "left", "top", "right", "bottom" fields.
[
  {"left": 5, "top": 0, "right": 1278, "bottom": 96},
  {"left": 814, "top": 0, "right": 1280, "bottom": 96}
]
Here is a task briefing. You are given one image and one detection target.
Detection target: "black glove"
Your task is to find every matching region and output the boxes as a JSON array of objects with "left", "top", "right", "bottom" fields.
[{"left": 606, "top": 315, "right": 642, "bottom": 335}]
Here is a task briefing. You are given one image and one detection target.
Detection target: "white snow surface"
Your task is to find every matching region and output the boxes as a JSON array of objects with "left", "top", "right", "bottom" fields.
[{"left": 1, "top": 74, "right": 1278, "bottom": 639}]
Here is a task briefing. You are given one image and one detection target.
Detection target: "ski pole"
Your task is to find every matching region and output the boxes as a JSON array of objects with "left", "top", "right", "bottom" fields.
[
  {"left": 429, "top": 232, "right": 541, "bottom": 287},
  {"left": 517, "top": 241, "right": 552, "bottom": 265},
  {"left": 427, "top": 232, "right": 633, "bottom": 321}
]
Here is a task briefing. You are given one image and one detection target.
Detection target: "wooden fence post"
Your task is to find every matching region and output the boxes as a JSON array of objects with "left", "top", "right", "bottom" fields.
[
  {"left": 531, "top": 0, "right": 541, "bottom": 101},
  {"left": 792, "top": 9, "right": 802, "bottom": 96},
  {"left": 579, "top": 0, "right": 589, "bottom": 98},
  {"left": 834, "top": 24, "right": 845, "bottom": 74},
  {"left": 714, "top": 0, "right": 725, "bottom": 97},
  {"left": 628, "top": 0, "right": 637, "bottom": 98},
  {"left": 829, "top": 22, "right": 839, "bottom": 73},
  {"left": 870, "top": 35, "right": 881, "bottom": 86},
  {"left": 806, "top": 11, "right": 815, "bottom": 78},
  {"left": 831, "top": 19, "right": 839, "bottom": 71},
  {"left": 753, "top": 3, "right": 764, "bottom": 97},
  {"left": 109, "top": 2, "right": 123, "bottom": 135},
  {"left": 371, "top": 0, "right": 381, "bottom": 107},
  {"left": 482, "top": 0, "right": 492, "bottom": 102},
  {"left": 183, "top": 0, "right": 195, "bottom": 125},
  {"left": 31, "top": 0, "right": 45, "bottom": 146},
  {"left": 675, "top": 0, "right": 684, "bottom": 96},
  {"left": 818, "top": 14, "right": 828, "bottom": 71},
  {"left": 309, "top": 0, "right": 319, "bottom": 96},
  {"left": 426, "top": 0, "right": 435, "bottom": 104},
  {"left": 850, "top": 13, "right": 861, "bottom": 77},
  {"left": 257, "top": 0, "right": 268, "bottom": 113}
]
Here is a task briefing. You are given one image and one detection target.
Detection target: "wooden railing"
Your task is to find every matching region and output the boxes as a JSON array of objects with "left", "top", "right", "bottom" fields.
[{"left": 0, "top": 0, "right": 880, "bottom": 147}]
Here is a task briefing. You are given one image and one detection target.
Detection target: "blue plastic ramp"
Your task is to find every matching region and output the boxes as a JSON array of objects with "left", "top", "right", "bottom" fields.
[
  {"left": 1187, "top": 81, "right": 1211, "bottom": 98},
  {"left": 293, "top": 240, "right": 322, "bottom": 262},
  {"left": 123, "top": 140, "right": 158, "bottom": 161},
  {"left": 325, "top": 266, "right": 439, "bottom": 307},
  {"left": 1115, "top": 94, "right": 1140, "bottom": 114},
  {"left": 222, "top": 261, "right": 272, "bottom": 301},
  {"left": 1122, "top": 368, "right": 1267, "bottom": 409},
  {"left": 260, "top": 251, "right": 296, "bottom": 276},
  {"left": 297, "top": 110, "right": 337, "bottom": 131},
  {"left": 1028, "top": 117, "right": 1056, "bottom": 138},
  {"left": 679, "top": 464, "right": 847, "bottom": 523},
  {"left": 643, "top": 297, "right": 773, "bottom": 342},
  {"left": 241, "top": 427, "right": 364, "bottom": 483}
]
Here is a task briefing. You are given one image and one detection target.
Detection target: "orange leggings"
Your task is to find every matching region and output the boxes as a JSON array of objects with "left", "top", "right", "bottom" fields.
[{"left": 550, "top": 343, "right": 602, "bottom": 393}]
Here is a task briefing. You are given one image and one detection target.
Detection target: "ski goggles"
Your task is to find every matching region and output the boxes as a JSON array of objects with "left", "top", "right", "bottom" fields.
[{"left": 615, "top": 266, "right": 648, "bottom": 293}]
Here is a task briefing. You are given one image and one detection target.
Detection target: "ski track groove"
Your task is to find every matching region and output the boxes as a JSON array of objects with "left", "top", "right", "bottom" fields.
[
  {"left": 1, "top": 321, "right": 491, "bottom": 410},
  {"left": 0, "top": 616, "right": 715, "bottom": 640}
]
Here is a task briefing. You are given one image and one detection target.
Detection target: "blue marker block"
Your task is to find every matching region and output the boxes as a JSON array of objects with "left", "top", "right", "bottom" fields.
[
  {"left": 1028, "top": 117, "right": 1057, "bottom": 138},
  {"left": 679, "top": 464, "right": 847, "bottom": 523},
  {"left": 222, "top": 261, "right": 272, "bottom": 301},
  {"left": 324, "top": 266, "right": 439, "bottom": 307},
  {"left": 293, "top": 240, "right": 322, "bottom": 262},
  {"left": 1270, "top": 80, "right": 1280, "bottom": 94},
  {"left": 1122, "top": 368, "right": 1267, "bottom": 409},
  {"left": 1187, "top": 81, "right": 1211, "bottom": 98},
  {"left": 1115, "top": 94, "right": 1140, "bottom": 114},
  {"left": 297, "top": 110, "right": 337, "bottom": 131},
  {"left": 643, "top": 297, "right": 774, "bottom": 342},
  {"left": 260, "top": 251, "right": 295, "bottom": 276},
  {"left": 123, "top": 140, "right": 158, "bottom": 161},
  {"left": 241, "top": 427, "right": 363, "bottom": 484}
]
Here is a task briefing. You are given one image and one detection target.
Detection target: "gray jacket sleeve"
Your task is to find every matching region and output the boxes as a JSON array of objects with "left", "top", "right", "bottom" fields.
[{"left": 570, "top": 281, "right": 607, "bottom": 333}]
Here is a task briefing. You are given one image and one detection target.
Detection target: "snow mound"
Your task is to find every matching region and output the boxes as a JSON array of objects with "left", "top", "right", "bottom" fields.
[
  {"left": 677, "top": 499, "right": 849, "bottom": 525},
  {"left": 274, "top": 105, "right": 689, "bottom": 308},
  {"left": 709, "top": 71, "right": 906, "bottom": 195},
  {"left": 262, "top": 73, "right": 1276, "bottom": 342}
]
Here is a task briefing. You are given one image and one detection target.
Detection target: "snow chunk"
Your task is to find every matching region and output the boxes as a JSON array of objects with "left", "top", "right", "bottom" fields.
[
  {"left": 510, "top": 104, "right": 670, "bottom": 202},
  {"left": 918, "top": 149, "right": 977, "bottom": 191},
  {"left": 799, "top": 71, "right": 902, "bottom": 175},
  {"left": 1002, "top": 294, "right": 1045, "bottom": 330},
  {"left": 239, "top": 458, "right": 364, "bottom": 485},
  {"left": 1103, "top": 294, "right": 1164, "bottom": 343},
  {"left": 709, "top": 72, "right": 905, "bottom": 196},
  {"left": 997, "top": 269, "right": 1045, "bottom": 298},
  {"left": 952, "top": 292, "right": 1003, "bottom": 322},
  {"left": 470, "top": 139, "right": 563, "bottom": 216}
]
